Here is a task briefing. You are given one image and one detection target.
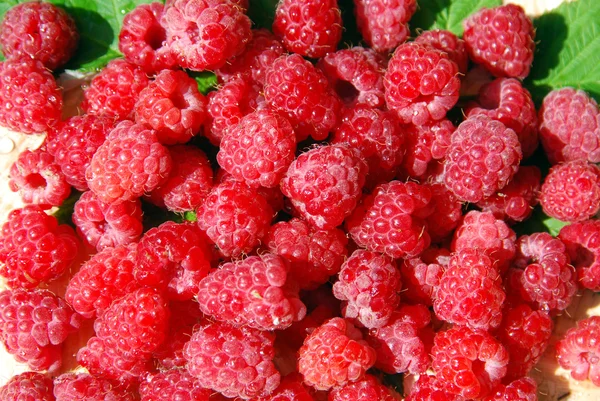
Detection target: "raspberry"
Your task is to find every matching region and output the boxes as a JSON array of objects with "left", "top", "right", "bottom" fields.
[
  {"left": 217, "top": 108, "right": 296, "bottom": 188},
  {"left": 54, "top": 373, "right": 135, "bottom": 401},
  {"left": 281, "top": 144, "right": 367, "bottom": 230},
  {"left": 118, "top": 2, "right": 177, "bottom": 74},
  {"left": 81, "top": 59, "right": 150, "bottom": 120},
  {"left": 298, "top": 317, "right": 376, "bottom": 391},
  {"left": 466, "top": 78, "right": 539, "bottom": 159},
  {"left": 139, "top": 369, "right": 213, "bottom": 401},
  {"left": 463, "top": 4, "right": 535, "bottom": 79},
  {"left": 197, "top": 253, "right": 306, "bottom": 330},
  {"left": 556, "top": 315, "right": 600, "bottom": 386},
  {"left": 366, "top": 304, "right": 433, "bottom": 374},
  {"left": 0, "top": 372, "right": 55, "bottom": 401},
  {"left": 65, "top": 243, "right": 139, "bottom": 319},
  {"left": 400, "top": 246, "right": 450, "bottom": 306},
  {"left": 0, "top": 205, "right": 79, "bottom": 289},
  {"left": 252, "top": 373, "right": 315, "bottom": 401},
  {"left": 264, "top": 54, "right": 342, "bottom": 141},
  {"left": 400, "top": 119, "right": 454, "bottom": 179},
  {"left": 162, "top": 0, "right": 251, "bottom": 71},
  {"left": 346, "top": 180, "right": 432, "bottom": 258},
  {"left": 559, "top": 220, "right": 600, "bottom": 291},
  {"left": 46, "top": 115, "right": 115, "bottom": 192},
  {"left": 184, "top": 321, "right": 280, "bottom": 399},
  {"left": 0, "top": 1, "right": 78, "bottom": 70},
  {"left": 431, "top": 326, "right": 509, "bottom": 399},
  {"left": 384, "top": 42, "right": 460, "bottom": 126},
  {"left": 0, "top": 58, "right": 62, "bottom": 134},
  {"left": 414, "top": 29, "right": 468, "bottom": 74},
  {"left": 333, "top": 250, "right": 401, "bottom": 329},
  {"left": 0, "top": 288, "right": 81, "bottom": 372},
  {"left": 485, "top": 377, "right": 538, "bottom": 401},
  {"left": 444, "top": 115, "right": 522, "bottom": 203},
  {"left": 540, "top": 160, "right": 600, "bottom": 222},
  {"left": 8, "top": 148, "right": 71, "bottom": 207},
  {"left": 405, "top": 374, "right": 466, "bottom": 401},
  {"left": 354, "top": 0, "right": 416, "bottom": 52},
  {"left": 85, "top": 120, "right": 172, "bottom": 204},
  {"left": 329, "top": 374, "right": 399, "bottom": 401},
  {"left": 424, "top": 183, "right": 463, "bottom": 243}
]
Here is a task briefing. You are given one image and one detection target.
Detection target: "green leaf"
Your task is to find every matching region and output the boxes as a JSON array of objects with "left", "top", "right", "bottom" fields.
[
  {"left": 189, "top": 71, "right": 219, "bottom": 95},
  {"left": 411, "top": 0, "right": 502, "bottom": 36},
  {"left": 248, "top": 0, "right": 278, "bottom": 29},
  {"left": 525, "top": 0, "right": 600, "bottom": 104},
  {"left": 513, "top": 206, "right": 570, "bottom": 237}
]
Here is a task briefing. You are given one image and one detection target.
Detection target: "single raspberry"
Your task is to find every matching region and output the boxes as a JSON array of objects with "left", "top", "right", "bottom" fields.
[
  {"left": 559, "top": 220, "right": 600, "bottom": 291},
  {"left": 400, "top": 246, "right": 450, "bottom": 306},
  {"left": 264, "top": 54, "right": 341, "bottom": 141},
  {"left": 405, "top": 374, "right": 466, "bottom": 401},
  {"left": 539, "top": 87, "right": 600, "bottom": 164},
  {"left": 444, "top": 115, "right": 522, "bottom": 203},
  {"left": 184, "top": 321, "right": 280, "bottom": 399},
  {"left": 332, "top": 250, "right": 401, "bottom": 329},
  {"left": 118, "top": 2, "right": 178, "bottom": 74},
  {"left": 329, "top": 374, "right": 399, "bottom": 401},
  {"left": 466, "top": 78, "right": 538, "bottom": 159},
  {"left": 217, "top": 108, "right": 296, "bottom": 188},
  {"left": 540, "top": 160, "right": 600, "bottom": 222},
  {"left": 139, "top": 369, "right": 213, "bottom": 401},
  {"left": 80, "top": 59, "right": 150, "bottom": 120},
  {"left": 54, "top": 373, "right": 135, "bottom": 401},
  {"left": 162, "top": 0, "right": 251, "bottom": 71},
  {"left": 346, "top": 180, "right": 432, "bottom": 259},
  {"left": 281, "top": 144, "right": 367, "bottom": 230},
  {"left": 384, "top": 42, "right": 460, "bottom": 126},
  {"left": 46, "top": 115, "right": 115, "bottom": 192},
  {"left": 0, "top": 205, "right": 79, "bottom": 289},
  {"left": 485, "top": 377, "right": 538, "bottom": 401},
  {"left": 353, "top": 0, "right": 416, "bottom": 52},
  {"left": 400, "top": 119, "right": 454, "bottom": 179},
  {"left": 556, "top": 315, "right": 600, "bottom": 386},
  {"left": 65, "top": 243, "right": 139, "bottom": 319},
  {"left": 252, "top": 373, "right": 315, "bottom": 401},
  {"left": 424, "top": 183, "right": 463, "bottom": 243},
  {"left": 476, "top": 165, "right": 541, "bottom": 224},
  {"left": 366, "top": 304, "right": 433, "bottom": 374},
  {"left": 431, "top": 326, "right": 509, "bottom": 399},
  {"left": 414, "top": 29, "right": 468, "bottom": 74},
  {"left": 85, "top": 120, "right": 172, "bottom": 204},
  {"left": 463, "top": 4, "right": 535, "bottom": 79},
  {"left": 298, "top": 317, "right": 376, "bottom": 391},
  {"left": 0, "top": 288, "right": 81, "bottom": 372},
  {"left": 0, "top": 58, "right": 62, "bottom": 134},
  {"left": 0, "top": 1, "right": 78, "bottom": 70},
  {"left": 0, "top": 372, "right": 55, "bottom": 401}
]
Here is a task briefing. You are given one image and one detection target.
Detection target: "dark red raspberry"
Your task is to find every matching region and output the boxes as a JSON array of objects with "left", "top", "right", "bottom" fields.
[
  {"left": 556, "top": 315, "right": 600, "bottom": 386},
  {"left": 0, "top": 288, "right": 81, "bottom": 372},
  {"left": 252, "top": 373, "right": 315, "bottom": 401},
  {"left": 0, "top": 58, "right": 62, "bottom": 134},
  {"left": 400, "top": 119, "right": 454, "bottom": 179},
  {"left": 539, "top": 87, "right": 600, "bottom": 164},
  {"left": 424, "top": 183, "right": 463, "bottom": 243},
  {"left": 414, "top": 29, "right": 468, "bottom": 74},
  {"left": 54, "top": 373, "right": 135, "bottom": 401},
  {"left": 81, "top": 59, "right": 150, "bottom": 120},
  {"left": 298, "top": 317, "right": 376, "bottom": 391},
  {"left": 0, "top": 372, "right": 55, "bottom": 401},
  {"left": 540, "top": 160, "right": 600, "bottom": 222},
  {"left": 431, "top": 326, "right": 509, "bottom": 399},
  {"left": 0, "top": 1, "right": 78, "bottom": 70},
  {"left": 559, "top": 220, "right": 600, "bottom": 291},
  {"left": 400, "top": 246, "right": 450, "bottom": 306},
  {"left": 329, "top": 374, "right": 399, "bottom": 401},
  {"left": 384, "top": 42, "right": 460, "bottom": 126},
  {"left": 86, "top": 120, "right": 172, "bottom": 204},
  {"left": 405, "top": 374, "right": 465, "bottom": 401},
  {"left": 162, "top": 0, "right": 251, "bottom": 71},
  {"left": 184, "top": 321, "right": 280, "bottom": 399},
  {"left": 444, "top": 115, "right": 522, "bottom": 203},
  {"left": 485, "top": 377, "right": 538, "bottom": 401},
  {"left": 354, "top": 0, "right": 416, "bottom": 52},
  {"left": 463, "top": 4, "right": 535, "bottom": 79},
  {"left": 0, "top": 205, "right": 79, "bottom": 289},
  {"left": 139, "top": 369, "right": 213, "bottom": 401},
  {"left": 118, "top": 2, "right": 177, "bottom": 74},
  {"left": 264, "top": 54, "right": 342, "bottom": 141}
]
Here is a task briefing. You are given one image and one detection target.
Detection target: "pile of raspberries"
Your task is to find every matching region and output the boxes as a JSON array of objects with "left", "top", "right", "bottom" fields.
[{"left": 1, "top": 0, "right": 600, "bottom": 400}]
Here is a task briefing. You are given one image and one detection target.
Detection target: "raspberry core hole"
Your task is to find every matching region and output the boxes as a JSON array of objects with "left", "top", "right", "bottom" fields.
[
  {"left": 145, "top": 27, "right": 166, "bottom": 51},
  {"left": 334, "top": 80, "right": 360, "bottom": 105},
  {"left": 25, "top": 173, "right": 46, "bottom": 189}
]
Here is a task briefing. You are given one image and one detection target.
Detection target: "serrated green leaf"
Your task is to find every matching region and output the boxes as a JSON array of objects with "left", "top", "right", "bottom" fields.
[
  {"left": 542, "top": 216, "right": 570, "bottom": 237},
  {"left": 525, "top": 0, "right": 600, "bottom": 104},
  {"left": 411, "top": 0, "right": 501, "bottom": 36}
]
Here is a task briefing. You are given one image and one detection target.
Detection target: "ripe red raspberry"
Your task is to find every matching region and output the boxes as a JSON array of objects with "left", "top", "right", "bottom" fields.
[
  {"left": 559, "top": 220, "right": 600, "bottom": 291},
  {"left": 162, "top": 0, "right": 251, "bottom": 71},
  {"left": 139, "top": 369, "right": 213, "bottom": 401},
  {"left": 367, "top": 304, "right": 433, "bottom": 374},
  {"left": 265, "top": 54, "right": 341, "bottom": 141},
  {"left": 405, "top": 374, "right": 465, "bottom": 401},
  {"left": 431, "top": 326, "right": 509, "bottom": 399},
  {"left": 424, "top": 183, "right": 463, "bottom": 243},
  {"left": 298, "top": 317, "right": 376, "bottom": 391},
  {"left": 0, "top": 205, "right": 79, "bottom": 289},
  {"left": 463, "top": 4, "right": 535, "bottom": 79},
  {"left": 444, "top": 115, "right": 522, "bottom": 203},
  {"left": 400, "top": 119, "right": 454, "bottom": 179},
  {"left": 354, "top": 0, "right": 416, "bottom": 52},
  {"left": 252, "top": 373, "right": 315, "bottom": 401},
  {"left": 333, "top": 250, "right": 401, "bottom": 329},
  {"left": 539, "top": 87, "right": 600, "bottom": 164},
  {"left": 86, "top": 120, "right": 172, "bottom": 204},
  {"left": 0, "top": 372, "right": 55, "bottom": 401},
  {"left": 0, "top": 288, "right": 81, "bottom": 372},
  {"left": 54, "top": 373, "right": 135, "bottom": 401},
  {"left": 384, "top": 42, "right": 460, "bottom": 126},
  {"left": 329, "top": 374, "right": 399, "bottom": 401},
  {"left": 0, "top": 1, "right": 78, "bottom": 70},
  {"left": 347, "top": 180, "right": 432, "bottom": 258},
  {"left": 485, "top": 377, "right": 538, "bottom": 401},
  {"left": 414, "top": 29, "right": 468, "bottom": 74},
  {"left": 540, "top": 160, "right": 600, "bottom": 222},
  {"left": 118, "top": 2, "right": 177, "bottom": 74},
  {"left": 81, "top": 59, "right": 150, "bottom": 120},
  {"left": 184, "top": 321, "right": 280, "bottom": 399},
  {"left": 400, "top": 246, "right": 450, "bottom": 306},
  {"left": 556, "top": 315, "right": 600, "bottom": 386},
  {"left": 0, "top": 58, "right": 62, "bottom": 134}
]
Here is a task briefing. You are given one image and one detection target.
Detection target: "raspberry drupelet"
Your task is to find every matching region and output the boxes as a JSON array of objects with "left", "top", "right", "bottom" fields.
[
  {"left": 424, "top": 183, "right": 464, "bottom": 243},
  {"left": 54, "top": 373, "right": 135, "bottom": 401},
  {"left": 559, "top": 220, "right": 600, "bottom": 291},
  {"left": 405, "top": 374, "right": 465, "bottom": 401},
  {"left": 400, "top": 246, "right": 450, "bottom": 306},
  {"left": 0, "top": 372, "right": 55, "bottom": 401},
  {"left": 485, "top": 378, "right": 538, "bottom": 401},
  {"left": 139, "top": 369, "right": 214, "bottom": 401},
  {"left": 252, "top": 374, "right": 315, "bottom": 401},
  {"left": 329, "top": 374, "right": 399, "bottom": 401},
  {"left": 414, "top": 29, "right": 469, "bottom": 74},
  {"left": 556, "top": 315, "right": 600, "bottom": 386}
]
